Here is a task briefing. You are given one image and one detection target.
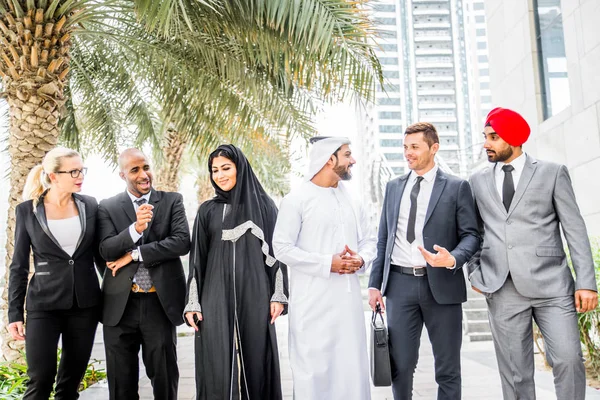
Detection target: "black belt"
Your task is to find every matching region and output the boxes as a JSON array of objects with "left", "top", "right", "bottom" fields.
[{"left": 391, "top": 264, "right": 427, "bottom": 276}]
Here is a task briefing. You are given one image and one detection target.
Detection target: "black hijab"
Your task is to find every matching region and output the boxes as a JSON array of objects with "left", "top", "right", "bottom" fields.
[{"left": 208, "top": 144, "right": 278, "bottom": 255}]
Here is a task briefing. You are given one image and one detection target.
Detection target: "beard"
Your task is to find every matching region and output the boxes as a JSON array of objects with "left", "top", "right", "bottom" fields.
[
  {"left": 487, "top": 146, "right": 513, "bottom": 162},
  {"left": 333, "top": 163, "right": 352, "bottom": 180}
]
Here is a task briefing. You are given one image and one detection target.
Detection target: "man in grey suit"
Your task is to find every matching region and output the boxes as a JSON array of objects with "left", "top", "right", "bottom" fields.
[
  {"left": 468, "top": 107, "right": 598, "bottom": 400},
  {"left": 369, "top": 122, "right": 480, "bottom": 400}
]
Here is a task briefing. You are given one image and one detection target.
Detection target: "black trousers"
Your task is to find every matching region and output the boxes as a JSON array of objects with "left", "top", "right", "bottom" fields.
[
  {"left": 386, "top": 271, "right": 463, "bottom": 400},
  {"left": 103, "top": 292, "right": 178, "bottom": 400},
  {"left": 24, "top": 305, "right": 99, "bottom": 400}
]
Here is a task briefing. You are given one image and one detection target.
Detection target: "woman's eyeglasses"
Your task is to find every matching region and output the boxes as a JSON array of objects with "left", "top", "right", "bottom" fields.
[{"left": 56, "top": 168, "right": 88, "bottom": 178}]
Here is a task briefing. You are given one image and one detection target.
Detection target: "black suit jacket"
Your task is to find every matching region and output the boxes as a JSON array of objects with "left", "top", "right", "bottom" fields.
[
  {"left": 8, "top": 194, "right": 104, "bottom": 323},
  {"left": 97, "top": 189, "right": 190, "bottom": 327},
  {"left": 369, "top": 169, "right": 481, "bottom": 304}
]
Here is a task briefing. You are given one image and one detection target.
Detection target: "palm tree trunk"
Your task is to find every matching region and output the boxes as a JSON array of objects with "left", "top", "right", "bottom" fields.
[
  {"left": 196, "top": 172, "right": 214, "bottom": 204},
  {"left": 0, "top": 4, "right": 70, "bottom": 361},
  {"left": 153, "top": 127, "right": 187, "bottom": 192}
]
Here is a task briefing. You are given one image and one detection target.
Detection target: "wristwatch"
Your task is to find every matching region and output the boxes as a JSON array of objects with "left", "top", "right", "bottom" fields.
[{"left": 131, "top": 249, "right": 139, "bottom": 262}]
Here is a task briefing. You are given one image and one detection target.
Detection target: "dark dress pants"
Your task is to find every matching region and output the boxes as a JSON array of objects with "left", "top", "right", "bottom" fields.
[
  {"left": 103, "top": 292, "right": 178, "bottom": 400},
  {"left": 24, "top": 305, "right": 99, "bottom": 400},
  {"left": 386, "top": 271, "right": 463, "bottom": 400}
]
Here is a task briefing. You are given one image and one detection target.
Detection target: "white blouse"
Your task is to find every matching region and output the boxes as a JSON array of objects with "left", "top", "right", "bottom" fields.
[{"left": 47, "top": 216, "right": 81, "bottom": 256}]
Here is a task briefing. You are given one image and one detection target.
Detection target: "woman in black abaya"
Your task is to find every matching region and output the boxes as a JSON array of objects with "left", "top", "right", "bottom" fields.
[{"left": 184, "top": 144, "right": 288, "bottom": 400}]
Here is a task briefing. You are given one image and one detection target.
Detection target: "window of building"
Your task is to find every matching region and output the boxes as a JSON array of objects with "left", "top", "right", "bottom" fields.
[
  {"left": 375, "top": 17, "right": 397, "bottom": 26},
  {"left": 380, "top": 43, "right": 398, "bottom": 52},
  {"left": 379, "top": 29, "right": 397, "bottom": 39},
  {"left": 474, "top": 3, "right": 485, "bottom": 11},
  {"left": 373, "top": 4, "right": 396, "bottom": 12},
  {"left": 377, "top": 97, "right": 401, "bottom": 106},
  {"left": 479, "top": 68, "right": 489, "bottom": 77},
  {"left": 383, "top": 70, "right": 400, "bottom": 79},
  {"left": 380, "top": 139, "right": 403, "bottom": 147},
  {"left": 475, "top": 15, "right": 485, "bottom": 24},
  {"left": 478, "top": 55, "right": 488, "bottom": 63},
  {"left": 533, "top": 0, "right": 570, "bottom": 119},
  {"left": 384, "top": 153, "right": 404, "bottom": 161},
  {"left": 476, "top": 28, "right": 486, "bottom": 36},
  {"left": 379, "top": 125, "right": 403, "bottom": 133},
  {"left": 379, "top": 57, "right": 398, "bottom": 66},
  {"left": 391, "top": 167, "right": 404, "bottom": 175},
  {"left": 477, "top": 41, "right": 487, "bottom": 50},
  {"left": 379, "top": 111, "right": 402, "bottom": 120},
  {"left": 383, "top": 83, "right": 401, "bottom": 92},
  {"left": 481, "top": 96, "right": 492, "bottom": 103},
  {"left": 480, "top": 82, "right": 490, "bottom": 89}
]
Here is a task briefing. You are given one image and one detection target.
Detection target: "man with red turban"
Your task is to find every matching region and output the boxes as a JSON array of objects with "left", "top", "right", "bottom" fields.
[{"left": 467, "top": 107, "right": 597, "bottom": 400}]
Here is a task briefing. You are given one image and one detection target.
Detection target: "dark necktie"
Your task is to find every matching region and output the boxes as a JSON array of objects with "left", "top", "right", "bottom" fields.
[
  {"left": 133, "top": 198, "right": 152, "bottom": 291},
  {"left": 406, "top": 176, "right": 424, "bottom": 244},
  {"left": 502, "top": 165, "right": 515, "bottom": 212}
]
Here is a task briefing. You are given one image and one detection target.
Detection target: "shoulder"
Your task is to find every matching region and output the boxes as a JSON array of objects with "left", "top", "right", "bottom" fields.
[
  {"left": 74, "top": 193, "right": 98, "bottom": 207},
  {"left": 470, "top": 165, "right": 491, "bottom": 182},
  {"left": 98, "top": 193, "right": 122, "bottom": 209},
  {"left": 533, "top": 158, "right": 563, "bottom": 172},
  {"left": 154, "top": 190, "right": 183, "bottom": 203},
  {"left": 15, "top": 200, "right": 34, "bottom": 215}
]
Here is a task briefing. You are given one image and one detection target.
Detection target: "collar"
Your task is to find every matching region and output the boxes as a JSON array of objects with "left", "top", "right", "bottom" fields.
[
  {"left": 409, "top": 164, "right": 439, "bottom": 183},
  {"left": 497, "top": 152, "right": 526, "bottom": 172},
  {"left": 127, "top": 190, "right": 151, "bottom": 204}
]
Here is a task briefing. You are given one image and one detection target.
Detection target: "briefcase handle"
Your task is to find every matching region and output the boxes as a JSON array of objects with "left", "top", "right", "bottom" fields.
[{"left": 372, "top": 303, "right": 385, "bottom": 326}]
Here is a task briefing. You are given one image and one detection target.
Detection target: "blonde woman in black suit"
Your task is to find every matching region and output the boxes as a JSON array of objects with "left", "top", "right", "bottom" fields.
[{"left": 8, "top": 147, "right": 105, "bottom": 400}]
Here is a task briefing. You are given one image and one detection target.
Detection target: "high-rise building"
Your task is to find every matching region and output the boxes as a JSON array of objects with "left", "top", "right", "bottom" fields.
[
  {"left": 365, "top": 0, "right": 474, "bottom": 179},
  {"left": 463, "top": 0, "right": 493, "bottom": 165}
]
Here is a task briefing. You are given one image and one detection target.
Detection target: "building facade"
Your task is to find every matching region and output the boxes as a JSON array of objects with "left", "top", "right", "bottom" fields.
[
  {"left": 484, "top": 0, "right": 600, "bottom": 235},
  {"left": 368, "top": 0, "right": 475, "bottom": 179}
]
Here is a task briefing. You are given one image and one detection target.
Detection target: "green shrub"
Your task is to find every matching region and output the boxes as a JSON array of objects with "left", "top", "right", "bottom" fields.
[
  {"left": 577, "top": 238, "right": 600, "bottom": 379},
  {"left": 0, "top": 350, "right": 106, "bottom": 398}
]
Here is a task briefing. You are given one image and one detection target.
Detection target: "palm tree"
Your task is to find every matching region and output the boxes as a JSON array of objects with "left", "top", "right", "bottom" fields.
[{"left": 0, "top": 0, "right": 382, "bottom": 360}]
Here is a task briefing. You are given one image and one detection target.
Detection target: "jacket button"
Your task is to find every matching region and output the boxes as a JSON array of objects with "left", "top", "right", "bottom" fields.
[
  {"left": 507, "top": 220, "right": 512, "bottom": 225},
  {"left": 508, "top": 245, "right": 513, "bottom": 249},
  {"left": 68, "top": 260, "right": 74, "bottom": 265}
]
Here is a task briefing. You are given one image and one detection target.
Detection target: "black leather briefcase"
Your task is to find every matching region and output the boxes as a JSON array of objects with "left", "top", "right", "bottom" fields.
[{"left": 370, "top": 304, "right": 392, "bottom": 386}]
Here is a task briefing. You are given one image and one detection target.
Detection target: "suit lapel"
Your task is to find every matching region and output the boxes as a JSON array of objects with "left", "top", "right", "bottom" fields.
[
  {"left": 508, "top": 155, "right": 538, "bottom": 216},
  {"left": 424, "top": 170, "right": 447, "bottom": 226},
  {"left": 120, "top": 191, "right": 137, "bottom": 224},
  {"left": 72, "top": 195, "right": 87, "bottom": 255},
  {"left": 485, "top": 165, "right": 507, "bottom": 215},
  {"left": 34, "top": 199, "right": 67, "bottom": 254},
  {"left": 143, "top": 190, "right": 161, "bottom": 242},
  {"left": 389, "top": 175, "right": 408, "bottom": 238}
]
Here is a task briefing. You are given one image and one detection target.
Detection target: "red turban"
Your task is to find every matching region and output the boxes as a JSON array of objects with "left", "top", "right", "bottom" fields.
[{"left": 485, "top": 107, "right": 531, "bottom": 146}]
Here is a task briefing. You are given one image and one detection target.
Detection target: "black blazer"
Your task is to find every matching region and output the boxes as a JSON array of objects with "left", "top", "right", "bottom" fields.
[
  {"left": 369, "top": 169, "right": 481, "bottom": 304},
  {"left": 97, "top": 190, "right": 190, "bottom": 327},
  {"left": 8, "top": 193, "right": 104, "bottom": 323}
]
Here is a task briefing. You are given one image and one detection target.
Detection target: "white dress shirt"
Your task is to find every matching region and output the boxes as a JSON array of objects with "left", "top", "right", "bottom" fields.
[
  {"left": 494, "top": 152, "right": 527, "bottom": 202},
  {"left": 127, "top": 191, "right": 151, "bottom": 261},
  {"left": 391, "top": 165, "right": 439, "bottom": 268}
]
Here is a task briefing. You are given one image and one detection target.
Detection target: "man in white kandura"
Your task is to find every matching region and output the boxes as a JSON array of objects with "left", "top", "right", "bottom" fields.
[{"left": 273, "top": 136, "right": 376, "bottom": 400}]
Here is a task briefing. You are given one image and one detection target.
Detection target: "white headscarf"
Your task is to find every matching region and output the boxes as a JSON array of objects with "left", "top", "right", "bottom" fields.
[{"left": 306, "top": 136, "right": 351, "bottom": 180}]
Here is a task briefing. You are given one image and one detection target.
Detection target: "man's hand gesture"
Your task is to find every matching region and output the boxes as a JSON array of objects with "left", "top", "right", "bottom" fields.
[
  {"left": 418, "top": 245, "right": 456, "bottom": 268},
  {"left": 331, "top": 245, "right": 363, "bottom": 275},
  {"left": 135, "top": 204, "right": 154, "bottom": 234}
]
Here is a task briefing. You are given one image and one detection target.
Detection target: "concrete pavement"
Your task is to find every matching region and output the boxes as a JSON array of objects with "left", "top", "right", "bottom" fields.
[{"left": 79, "top": 313, "right": 600, "bottom": 399}]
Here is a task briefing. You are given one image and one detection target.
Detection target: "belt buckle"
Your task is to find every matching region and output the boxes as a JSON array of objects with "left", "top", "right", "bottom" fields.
[
  {"left": 132, "top": 284, "right": 141, "bottom": 293},
  {"left": 413, "top": 267, "right": 425, "bottom": 277}
]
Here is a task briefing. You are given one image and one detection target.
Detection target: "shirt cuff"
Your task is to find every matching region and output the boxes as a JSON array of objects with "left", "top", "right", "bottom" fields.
[
  {"left": 446, "top": 258, "right": 457, "bottom": 270},
  {"left": 137, "top": 246, "right": 143, "bottom": 262},
  {"left": 129, "top": 223, "right": 143, "bottom": 244}
]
